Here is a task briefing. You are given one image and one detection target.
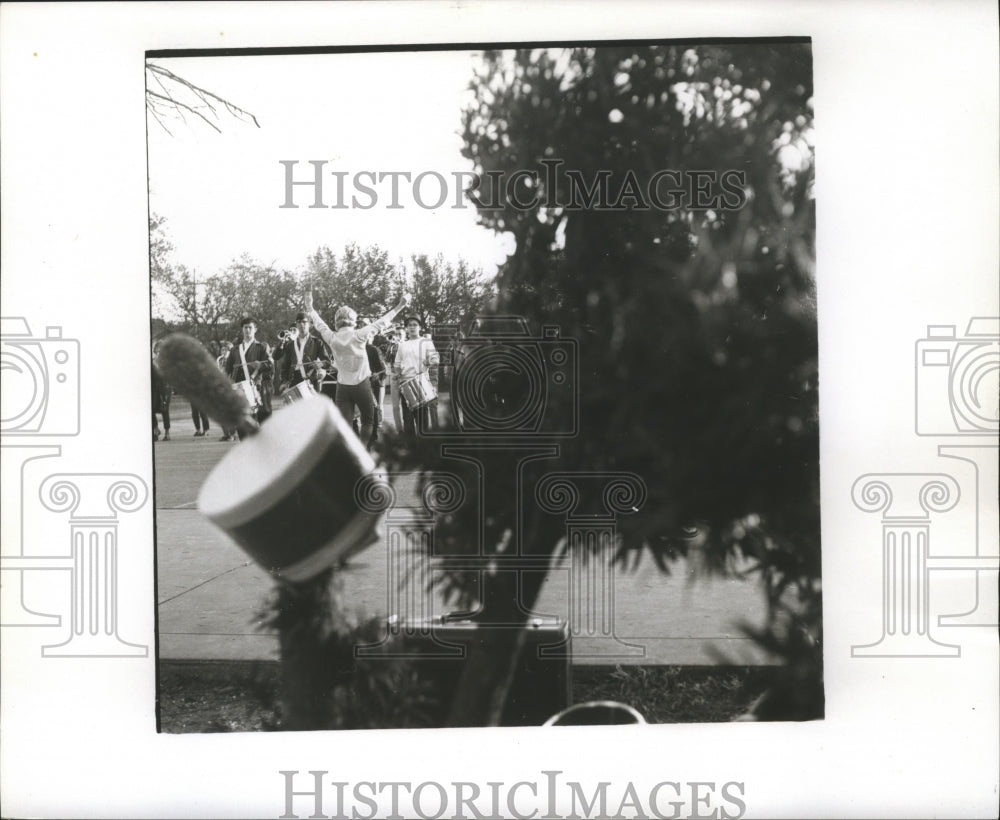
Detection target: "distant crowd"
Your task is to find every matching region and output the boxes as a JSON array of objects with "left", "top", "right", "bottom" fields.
[{"left": 152, "top": 295, "right": 442, "bottom": 446}]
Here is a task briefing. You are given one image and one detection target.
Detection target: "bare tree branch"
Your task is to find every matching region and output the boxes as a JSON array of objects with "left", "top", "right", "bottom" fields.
[
  {"left": 145, "top": 63, "right": 260, "bottom": 134},
  {"left": 146, "top": 89, "right": 223, "bottom": 133},
  {"left": 146, "top": 103, "right": 176, "bottom": 138}
]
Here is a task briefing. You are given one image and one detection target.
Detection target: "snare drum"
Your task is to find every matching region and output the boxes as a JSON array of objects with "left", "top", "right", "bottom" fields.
[
  {"left": 233, "top": 379, "right": 261, "bottom": 412},
  {"left": 282, "top": 380, "right": 316, "bottom": 406},
  {"left": 198, "top": 397, "right": 387, "bottom": 581},
  {"left": 399, "top": 372, "right": 437, "bottom": 408}
]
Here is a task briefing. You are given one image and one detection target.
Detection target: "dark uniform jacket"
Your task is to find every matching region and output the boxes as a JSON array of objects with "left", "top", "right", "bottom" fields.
[
  {"left": 226, "top": 339, "right": 272, "bottom": 383},
  {"left": 277, "top": 335, "right": 330, "bottom": 388}
]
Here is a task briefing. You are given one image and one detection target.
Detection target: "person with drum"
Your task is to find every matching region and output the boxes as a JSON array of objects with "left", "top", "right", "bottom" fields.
[
  {"left": 225, "top": 317, "right": 274, "bottom": 431},
  {"left": 394, "top": 316, "right": 440, "bottom": 436},
  {"left": 277, "top": 311, "right": 329, "bottom": 400},
  {"left": 306, "top": 291, "right": 408, "bottom": 448}
]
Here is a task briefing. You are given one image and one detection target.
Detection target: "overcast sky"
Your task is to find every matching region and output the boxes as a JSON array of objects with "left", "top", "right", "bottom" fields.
[{"left": 147, "top": 50, "right": 515, "bottom": 281}]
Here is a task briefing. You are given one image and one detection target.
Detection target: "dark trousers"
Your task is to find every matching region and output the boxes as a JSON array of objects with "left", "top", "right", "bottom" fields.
[
  {"left": 152, "top": 406, "right": 170, "bottom": 431},
  {"left": 335, "top": 380, "right": 376, "bottom": 446},
  {"left": 191, "top": 404, "right": 210, "bottom": 432},
  {"left": 401, "top": 396, "right": 438, "bottom": 435}
]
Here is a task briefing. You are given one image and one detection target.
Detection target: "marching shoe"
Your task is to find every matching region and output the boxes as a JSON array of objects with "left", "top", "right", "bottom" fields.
[{"left": 163, "top": 432, "right": 171, "bottom": 441}]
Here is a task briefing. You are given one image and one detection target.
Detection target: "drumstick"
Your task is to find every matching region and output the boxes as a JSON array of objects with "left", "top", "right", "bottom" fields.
[{"left": 156, "top": 334, "right": 260, "bottom": 439}]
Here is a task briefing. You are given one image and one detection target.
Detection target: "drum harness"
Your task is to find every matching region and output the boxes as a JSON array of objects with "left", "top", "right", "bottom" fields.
[
  {"left": 236, "top": 341, "right": 265, "bottom": 409},
  {"left": 293, "top": 335, "right": 308, "bottom": 382},
  {"left": 237, "top": 341, "right": 255, "bottom": 384}
]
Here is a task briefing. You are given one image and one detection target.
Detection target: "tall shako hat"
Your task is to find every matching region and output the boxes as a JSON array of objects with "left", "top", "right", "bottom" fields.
[{"left": 198, "top": 397, "right": 386, "bottom": 581}]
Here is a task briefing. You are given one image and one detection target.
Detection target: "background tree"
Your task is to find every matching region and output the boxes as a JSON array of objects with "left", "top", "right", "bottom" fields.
[
  {"left": 305, "top": 243, "right": 401, "bottom": 321},
  {"left": 304, "top": 243, "right": 495, "bottom": 329},
  {"left": 149, "top": 213, "right": 176, "bottom": 332},
  {"left": 381, "top": 42, "right": 820, "bottom": 725},
  {"left": 150, "top": 221, "right": 300, "bottom": 348},
  {"left": 462, "top": 43, "right": 818, "bottom": 581},
  {"left": 406, "top": 253, "right": 496, "bottom": 329},
  {"left": 215, "top": 256, "right": 301, "bottom": 343},
  {"left": 152, "top": 228, "right": 494, "bottom": 353}
]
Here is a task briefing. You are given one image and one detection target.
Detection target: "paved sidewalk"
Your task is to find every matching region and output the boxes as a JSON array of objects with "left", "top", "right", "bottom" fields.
[{"left": 155, "top": 395, "right": 775, "bottom": 665}]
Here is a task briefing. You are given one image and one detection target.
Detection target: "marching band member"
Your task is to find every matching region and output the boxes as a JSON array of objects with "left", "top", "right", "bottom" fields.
[
  {"left": 225, "top": 316, "right": 274, "bottom": 431},
  {"left": 271, "top": 322, "right": 297, "bottom": 393},
  {"left": 307, "top": 291, "right": 408, "bottom": 448},
  {"left": 277, "top": 311, "right": 329, "bottom": 394},
  {"left": 394, "top": 316, "right": 440, "bottom": 436}
]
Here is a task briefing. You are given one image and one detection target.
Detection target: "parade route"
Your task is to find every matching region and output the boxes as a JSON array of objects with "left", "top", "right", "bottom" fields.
[{"left": 155, "top": 396, "right": 776, "bottom": 666}]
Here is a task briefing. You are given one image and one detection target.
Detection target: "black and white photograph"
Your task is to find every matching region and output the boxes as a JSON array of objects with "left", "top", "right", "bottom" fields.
[
  {"left": 147, "top": 41, "right": 822, "bottom": 737},
  {"left": 1, "top": 2, "right": 997, "bottom": 819}
]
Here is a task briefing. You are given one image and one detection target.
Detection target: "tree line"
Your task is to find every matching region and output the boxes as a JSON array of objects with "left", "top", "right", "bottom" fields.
[{"left": 150, "top": 216, "right": 497, "bottom": 346}]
